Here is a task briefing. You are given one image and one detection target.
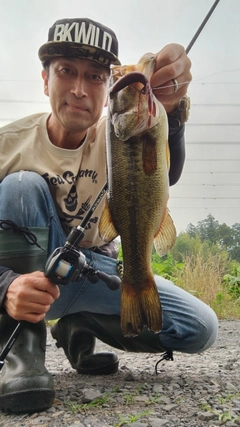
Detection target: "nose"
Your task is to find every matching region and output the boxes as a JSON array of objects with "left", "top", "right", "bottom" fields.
[{"left": 71, "top": 78, "right": 88, "bottom": 98}]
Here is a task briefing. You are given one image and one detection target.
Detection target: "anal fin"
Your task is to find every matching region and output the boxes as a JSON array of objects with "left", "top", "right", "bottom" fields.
[
  {"left": 99, "top": 200, "right": 119, "bottom": 242},
  {"left": 154, "top": 209, "right": 177, "bottom": 256}
]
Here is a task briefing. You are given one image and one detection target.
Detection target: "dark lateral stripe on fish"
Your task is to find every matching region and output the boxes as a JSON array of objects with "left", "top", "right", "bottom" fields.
[{"left": 109, "top": 72, "right": 148, "bottom": 97}]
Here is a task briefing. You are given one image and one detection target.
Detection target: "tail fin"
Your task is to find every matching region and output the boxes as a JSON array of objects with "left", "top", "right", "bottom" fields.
[{"left": 120, "top": 278, "right": 162, "bottom": 337}]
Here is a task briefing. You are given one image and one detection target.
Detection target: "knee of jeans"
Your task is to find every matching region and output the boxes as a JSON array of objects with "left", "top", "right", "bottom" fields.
[
  {"left": 198, "top": 308, "right": 218, "bottom": 353},
  {"left": 1, "top": 171, "right": 46, "bottom": 188},
  {"left": 0, "top": 171, "right": 50, "bottom": 201},
  {"left": 161, "top": 304, "right": 218, "bottom": 354},
  {"left": 185, "top": 308, "right": 218, "bottom": 354},
  {"left": 0, "top": 171, "right": 51, "bottom": 224}
]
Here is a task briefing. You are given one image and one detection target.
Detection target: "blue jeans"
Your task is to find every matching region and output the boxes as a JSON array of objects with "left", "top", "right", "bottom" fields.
[{"left": 0, "top": 172, "right": 218, "bottom": 353}]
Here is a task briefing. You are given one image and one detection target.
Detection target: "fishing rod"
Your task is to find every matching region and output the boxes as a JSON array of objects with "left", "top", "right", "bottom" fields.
[
  {"left": 186, "top": 0, "right": 221, "bottom": 54},
  {"left": 151, "top": 0, "right": 221, "bottom": 92},
  {"left": 0, "top": 322, "right": 23, "bottom": 371}
]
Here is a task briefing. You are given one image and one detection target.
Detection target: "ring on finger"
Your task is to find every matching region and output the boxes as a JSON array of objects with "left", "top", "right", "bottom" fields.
[{"left": 172, "top": 78, "right": 179, "bottom": 93}]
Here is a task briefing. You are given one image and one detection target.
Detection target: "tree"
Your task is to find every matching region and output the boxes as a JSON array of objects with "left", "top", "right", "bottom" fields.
[
  {"left": 184, "top": 214, "right": 240, "bottom": 263},
  {"left": 230, "top": 223, "right": 240, "bottom": 261},
  {"left": 186, "top": 223, "right": 197, "bottom": 238},
  {"left": 217, "top": 223, "right": 234, "bottom": 250},
  {"left": 196, "top": 214, "right": 219, "bottom": 243},
  {"left": 170, "top": 232, "right": 202, "bottom": 262}
]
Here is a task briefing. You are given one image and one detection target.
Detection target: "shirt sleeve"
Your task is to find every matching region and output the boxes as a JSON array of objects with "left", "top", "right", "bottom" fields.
[
  {"left": 0, "top": 267, "right": 20, "bottom": 312},
  {"left": 168, "top": 123, "right": 185, "bottom": 186}
]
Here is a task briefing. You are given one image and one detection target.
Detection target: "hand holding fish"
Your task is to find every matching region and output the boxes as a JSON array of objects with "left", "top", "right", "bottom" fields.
[{"left": 150, "top": 43, "right": 192, "bottom": 113}]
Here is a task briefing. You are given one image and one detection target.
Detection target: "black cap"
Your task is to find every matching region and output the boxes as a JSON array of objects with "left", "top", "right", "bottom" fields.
[{"left": 38, "top": 18, "right": 120, "bottom": 68}]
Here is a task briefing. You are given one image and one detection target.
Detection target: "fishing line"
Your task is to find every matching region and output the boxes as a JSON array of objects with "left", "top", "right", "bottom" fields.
[{"left": 152, "top": 68, "right": 240, "bottom": 92}]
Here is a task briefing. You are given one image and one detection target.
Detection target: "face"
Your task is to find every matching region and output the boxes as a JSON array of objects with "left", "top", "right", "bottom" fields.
[{"left": 42, "top": 57, "right": 110, "bottom": 135}]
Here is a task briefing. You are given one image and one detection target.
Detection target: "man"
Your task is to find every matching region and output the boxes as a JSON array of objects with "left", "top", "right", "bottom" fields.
[{"left": 0, "top": 18, "right": 218, "bottom": 414}]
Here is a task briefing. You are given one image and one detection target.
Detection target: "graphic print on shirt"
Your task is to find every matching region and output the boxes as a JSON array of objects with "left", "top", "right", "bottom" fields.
[{"left": 61, "top": 184, "right": 98, "bottom": 230}]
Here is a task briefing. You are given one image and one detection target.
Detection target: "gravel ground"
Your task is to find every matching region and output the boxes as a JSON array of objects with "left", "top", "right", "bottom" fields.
[{"left": 0, "top": 319, "right": 239, "bottom": 427}]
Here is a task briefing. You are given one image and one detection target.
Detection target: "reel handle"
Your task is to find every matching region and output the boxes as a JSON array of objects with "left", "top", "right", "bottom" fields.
[{"left": 94, "top": 270, "right": 120, "bottom": 290}]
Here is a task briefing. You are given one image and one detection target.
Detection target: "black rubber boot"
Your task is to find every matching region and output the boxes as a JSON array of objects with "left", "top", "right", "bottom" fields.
[
  {"left": 82, "top": 312, "right": 167, "bottom": 353},
  {"left": 51, "top": 312, "right": 166, "bottom": 375},
  {"left": 51, "top": 313, "right": 119, "bottom": 375},
  {"left": 0, "top": 315, "right": 55, "bottom": 413}
]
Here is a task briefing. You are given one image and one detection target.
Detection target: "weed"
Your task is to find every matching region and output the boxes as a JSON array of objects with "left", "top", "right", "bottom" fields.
[
  {"left": 218, "top": 392, "right": 240, "bottom": 404},
  {"left": 136, "top": 384, "right": 146, "bottom": 394},
  {"left": 199, "top": 395, "right": 240, "bottom": 425},
  {"left": 199, "top": 402, "right": 212, "bottom": 412},
  {"left": 223, "top": 264, "right": 240, "bottom": 300},
  {"left": 173, "top": 251, "right": 240, "bottom": 319},
  {"left": 67, "top": 390, "right": 114, "bottom": 413},
  {"left": 114, "top": 410, "right": 151, "bottom": 426},
  {"left": 123, "top": 393, "right": 135, "bottom": 405},
  {"left": 219, "top": 411, "right": 233, "bottom": 422},
  {"left": 146, "top": 393, "right": 164, "bottom": 405}
]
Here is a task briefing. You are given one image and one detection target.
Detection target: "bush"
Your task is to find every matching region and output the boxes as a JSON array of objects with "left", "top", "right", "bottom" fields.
[
  {"left": 223, "top": 264, "right": 240, "bottom": 301},
  {"left": 151, "top": 252, "right": 183, "bottom": 281}
]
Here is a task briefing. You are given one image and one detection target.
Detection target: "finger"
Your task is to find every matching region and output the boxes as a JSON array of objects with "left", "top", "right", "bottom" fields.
[
  {"left": 151, "top": 49, "right": 192, "bottom": 91},
  {"left": 153, "top": 88, "right": 188, "bottom": 112},
  {"left": 152, "top": 79, "right": 180, "bottom": 96},
  {"left": 28, "top": 291, "right": 55, "bottom": 306},
  {"left": 153, "top": 78, "right": 190, "bottom": 98},
  {"left": 151, "top": 48, "right": 185, "bottom": 87},
  {"left": 154, "top": 43, "right": 185, "bottom": 69},
  {"left": 151, "top": 60, "right": 191, "bottom": 91},
  {"left": 28, "top": 273, "right": 60, "bottom": 300},
  {"left": 4, "top": 300, "right": 50, "bottom": 322},
  {"left": 15, "top": 282, "right": 57, "bottom": 306},
  {"left": 45, "top": 281, "right": 60, "bottom": 300},
  {"left": 6, "top": 284, "right": 55, "bottom": 314},
  {"left": 17, "top": 312, "right": 47, "bottom": 323},
  {"left": 13, "top": 299, "right": 51, "bottom": 314}
]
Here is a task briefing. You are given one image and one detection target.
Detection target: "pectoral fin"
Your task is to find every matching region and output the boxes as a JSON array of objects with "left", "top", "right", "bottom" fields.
[
  {"left": 154, "top": 209, "right": 176, "bottom": 256},
  {"left": 99, "top": 200, "right": 119, "bottom": 242}
]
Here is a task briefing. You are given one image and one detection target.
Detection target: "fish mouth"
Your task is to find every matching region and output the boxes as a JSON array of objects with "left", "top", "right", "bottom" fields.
[
  {"left": 109, "top": 71, "right": 156, "bottom": 123},
  {"left": 109, "top": 72, "right": 149, "bottom": 97}
]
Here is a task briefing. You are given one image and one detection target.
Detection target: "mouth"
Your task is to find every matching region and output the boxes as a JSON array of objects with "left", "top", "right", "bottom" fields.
[{"left": 67, "top": 103, "right": 90, "bottom": 113}]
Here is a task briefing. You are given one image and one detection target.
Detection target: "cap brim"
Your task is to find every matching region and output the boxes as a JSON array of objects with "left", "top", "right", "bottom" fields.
[{"left": 38, "top": 41, "right": 121, "bottom": 68}]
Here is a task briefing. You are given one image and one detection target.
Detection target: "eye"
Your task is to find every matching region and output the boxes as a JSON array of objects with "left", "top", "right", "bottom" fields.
[
  {"left": 90, "top": 73, "right": 103, "bottom": 81},
  {"left": 88, "top": 71, "right": 108, "bottom": 84},
  {"left": 60, "top": 67, "right": 72, "bottom": 74}
]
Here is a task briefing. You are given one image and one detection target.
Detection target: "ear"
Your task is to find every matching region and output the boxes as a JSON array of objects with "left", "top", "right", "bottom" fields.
[{"left": 42, "top": 69, "right": 49, "bottom": 96}]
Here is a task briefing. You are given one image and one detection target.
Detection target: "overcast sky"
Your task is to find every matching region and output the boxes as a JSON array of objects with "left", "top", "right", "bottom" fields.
[{"left": 0, "top": 0, "right": 239, "bottom": 234}]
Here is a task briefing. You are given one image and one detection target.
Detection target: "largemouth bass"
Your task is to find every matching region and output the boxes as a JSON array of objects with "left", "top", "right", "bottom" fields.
[{"left": 99, "top": 54, "right": 176, "bottom": 337}]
